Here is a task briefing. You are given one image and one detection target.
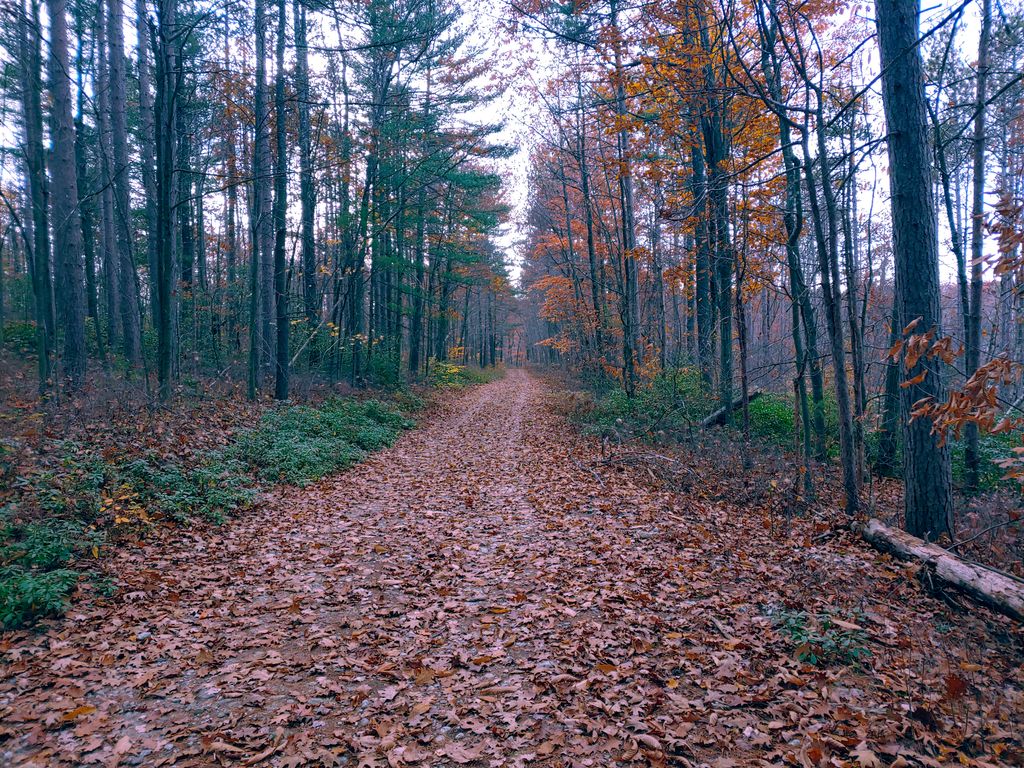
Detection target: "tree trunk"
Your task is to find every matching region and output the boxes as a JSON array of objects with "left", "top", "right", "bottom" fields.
[
  {"left": 858, "top": 519, "right": 1023, "bottom": 622},
  {"left": 74, "top": 23, "right": 105, "bottom": 363},
  {"left": 704, "top": 99, "right": 733, "bottom": 418},
  {"left": 153, "top": 0, "right": 177, "bottom": 402},
  {"left": 295, "top": 0, "right": 317, "bottom": 334},
  {"left": 136, "top": 0, "right": 159, "bottom": 329},
  {"left": 691, "top": 134, "right": 714, "bottom": 387},
  {"left": 17, "top": 0, "right": 53, "bottom": 390},
  {"left": 96, "top": 2, "right": 120, "bottom": 351},
  {"left": 803, "top": 132, "right": 859, "bottom": 515},
  {"left": 876, "top": 0, "right": 954, "bottom": 539},
  {"left": 964, "top": 0, "right": 992, "bottom": 492},
  {"left": 254, "top": 0, "right": 275, "bottom": 380},
  {"left": 609, "top": 0, "right": 640, "bottom": 395},
  {"left": 107, "top": 0, "right": 142, "bottom": 363},
  {"left": 575, "top": 71, "right": 604, "bottom": 361},
  {"left": 272, "top": 0, "right": 289, "bottom": 400},
  {"left": 47, "top": 0, "right": 87, "bottom": 387},
  {"left": 249, "top": 0, "right": 270, "bottom": 394},
  {"left": 875, "top": 293, "right": 902, "bottom": 478}
]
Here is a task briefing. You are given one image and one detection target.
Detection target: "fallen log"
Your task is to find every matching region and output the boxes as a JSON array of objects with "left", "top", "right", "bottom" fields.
[
  {"left": 701, "top": 390, "right": 763, "bottom": 428},
  {"left": 857, "top": 518, "right": 1024, "bottom": 622}
]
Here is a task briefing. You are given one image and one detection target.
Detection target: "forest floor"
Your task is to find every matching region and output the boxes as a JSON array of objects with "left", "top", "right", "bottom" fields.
[{"left": 2, "top": 369, "right": 1022, "bottom": 768}]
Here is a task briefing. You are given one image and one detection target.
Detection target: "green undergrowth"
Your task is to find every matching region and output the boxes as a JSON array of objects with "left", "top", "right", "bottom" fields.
[
  {"left": 950, "top": 431, "right": 1021, "bottom": 491},
  {"left": 1, "top": 395, "right": 416, "bottom": 630},
  {"left": 769, "top": 607, "right": 871, "bottom": 667},
  {"left": 744, "top": 392, "right": 841, "bottom": 458},
  {"left": 569, "top": 367, "right": 712, "bottom": 443},
  {"left": 568, "top": 368, "right": 1018, "bottom": 492},
  {"left": 1, "top": 321, "right": 38, "bottom": 355},
  {"left": 427, "top": 360, "right": 505, "bottom": 389},
  {"left": 228, "top": 398, "right": 414, "bottom": 486},
  {"left": 568, "top": 367, "right": 832, "bottom": 450}
]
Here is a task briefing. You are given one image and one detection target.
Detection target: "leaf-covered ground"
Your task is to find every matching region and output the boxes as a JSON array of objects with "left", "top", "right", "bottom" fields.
[{"left": 1, "top": 370, "right": 1021, "bottom": 767}]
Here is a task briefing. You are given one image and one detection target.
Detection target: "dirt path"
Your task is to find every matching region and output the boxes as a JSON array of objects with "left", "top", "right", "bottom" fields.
[{"left": 2, "top": 370, "right": 1022, "bottom": 767}]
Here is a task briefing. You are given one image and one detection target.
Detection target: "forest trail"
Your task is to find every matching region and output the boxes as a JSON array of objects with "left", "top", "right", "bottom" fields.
[{"left": 2, "top": 370, "right": 1022, "bottom": 767}]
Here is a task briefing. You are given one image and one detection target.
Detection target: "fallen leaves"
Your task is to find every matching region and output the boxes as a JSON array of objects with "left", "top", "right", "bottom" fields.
[
  {"left": 60, "top": 705, "right": 97, "bottom": 723},
  {"left": 1, "top": 371, "right": 1022, "bottom": 767}
]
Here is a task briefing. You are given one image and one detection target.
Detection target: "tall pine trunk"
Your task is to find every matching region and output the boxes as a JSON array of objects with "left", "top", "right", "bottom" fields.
[
  {"left": 964, "top": 0, "right": 992, "bottom": 492},
  {"left": 295, "top": 0, "right": 317, "bottom": 334},
  {"left": 18, "top": 0, "right": 54, "bottom": 389},
  {"left": 47, "top": 0, "right": 88, "bottom": 387},
  {"left": 107, "top": 0, "right": 142, "bottom": 363},
  {"left": 876, "top": 0, "right": 954, "bottom": 539},
  {"left": 136, "top": 0, "right": 160, "bottom": 329},
  {"left": 272, "top": 0, "right": 289, "bottom": 399},
  {"left": 154, "top": 0, "right": 177, "bottom": 402}
]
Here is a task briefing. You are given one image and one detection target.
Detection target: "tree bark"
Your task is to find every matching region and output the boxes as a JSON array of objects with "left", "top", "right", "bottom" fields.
[
  {"left": 964, "top": 0, "right": 992, "bottom": 492},
  {"left": 295, "top": 0, "right": 317, "bottom": 334},
  {"left": 272, "top": 0, "right": 289, "bottom": 400},
  {"left": 859, "top": 519, "right": 1023, "bottom": 622},
  {"left": 96, "top": 1, "right": 120, "bottom": 350},
  {"left": 74, "top": 21, "right": 105, "bottom": 363},
  {"left": 876, "top": 0, "right": 954, "bottom": 539},
  {"left": 153, "top": 0, "right": 177, "bottom": 402},
  {"left": 136, "top": 0, "right": 160, "bottom": 329},
  {"left": 107, "top": 0, "right": 142, "bottom": 363},
  {"left": 254, "top": 0, "right": 275, "bottom": 380},
  {"left": 609, "top": 0, "right": 640, "bottom": 395},
  {"left": 17, "top": 0, "right": 54, "bottom": 389},
  {"left": 46, "top": 0, "right": 88, "bottom": 387}
]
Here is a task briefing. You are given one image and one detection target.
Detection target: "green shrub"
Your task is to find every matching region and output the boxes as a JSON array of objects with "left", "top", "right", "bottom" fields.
[
  {"left": 2, "top": 320, "right": 38, "bottom": 354},
  {"left": 365, "top": 346, "right": 404, "bottom": 390},
  {"left": 0, "top": 510, "right": 97, "bottom": 629},
  {"left": 0, "top": 567, "right": 79, "bottom": 629},
  {"left": 771, "top": 608, "right": 871, "bottom": 666},
  {"left": 1, "top": 518, "right": 100, "bottom": 570},
  {"left": 33, "top": 446, "right": 108, "bottom": 517},
  {"left": 228, "top": 398, "right": 412, "bottom": 486},
  {"left": 949, "top": 431, "right": 1022, "bottom": 492},
  {"left": 117, "top": 456, "right": 257, "bottom": 524},
  {"left": 0, "top": 395, "right": 411, "bottom": 627},
  {"left": 427, "top": 360, "right": 504, "bottom": 389},
  {"left": 574, "top": 366, "right": 711, "bottom": 443},
  {"left": 390, "top": 388, "right": 427, "bottom": 414},
  {"left": 747, "top": 394, "right": 796, "bottom": 446}
]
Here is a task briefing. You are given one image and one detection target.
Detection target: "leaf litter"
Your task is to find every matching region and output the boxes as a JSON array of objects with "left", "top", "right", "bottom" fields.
[{"left": 0, "top": 370, "right": 1021, "bottom": 767}]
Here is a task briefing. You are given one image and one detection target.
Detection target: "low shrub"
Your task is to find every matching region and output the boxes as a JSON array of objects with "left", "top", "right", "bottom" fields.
[
  {"left": 0, "top": 567, "right": 80, "bottom": 630},
  {"left": 744, "top": 391, "right": 841, "bottom": 458},
  {"left": 427, "top": 360, "right": 504, "bottom": 389},
  {"left": 950, "top": 431, "right": 1022, "bottom": 492},
  {"left": 572, "top": 366, "right": 712, "bottom": 444},
  {"left": 0, "top": 518, "right": 101, "bottom": 570},
  {"left": 116, "top": 456, "right": 257, "bottom": 524},
  {"left": 0, "top": 395, "right": 412, "bottom": 628},
  {"left": 746, "top": 394, "right": 796, "bottom": 447},
  {"left": 771, "top": 608, "right": 871, "bottom": 666},
  {"left": 365, "top": 346, "right": 404, "bottom": 390},
  {"left": 389, "top": 387, "right": 427, "bottom": 414},
  {"left": 0, "top": 510, "right": 102, "bottom": 630},
  {"left": 228, "top": 398, "right": 413, "bottom": 486},
  {"left": 2, "top": 320, "right": 39, "bottom": 354}
]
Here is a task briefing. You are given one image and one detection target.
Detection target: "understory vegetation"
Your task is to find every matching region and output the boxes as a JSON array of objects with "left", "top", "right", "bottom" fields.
[
  {"left": 568, "top": 367, "right": 1020, "bottom": 494},
  {"left": 0, "top": 394, "right": 416, "bottom": 629},
  {"left": 428, "top": 360, "right": 507, "bottom": 389},
  {"left": 769, "top": 607, "right": 872, "bottom": 667}
]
